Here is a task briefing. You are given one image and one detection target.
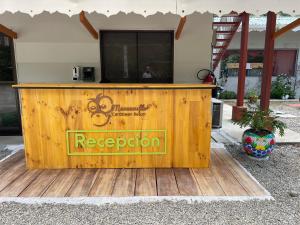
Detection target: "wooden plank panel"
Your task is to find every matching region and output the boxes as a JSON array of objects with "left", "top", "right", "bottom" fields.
[
  {"left": 0, "top": 170, "right": 41, "bottom": 197},
  {"left": 89, "top": 169, "right": 119, "bottom": 196},
  {"left": 21, "top": 89, "right": 174, "bottom": 168},
  {"left": 42, "top": 169, "right": 79, "bottom": 197},
  {"left": 66, "top": 169, "right": 98, "bottom": 197},
  {"left": 0, "top": 160, "right": 26, "bottom": 191},
  {"left": 19, "top": 170, "right": 61, "bottom": 197},
  {"left": 0, "top": 150, "right": 24, "bottom": 175},
  {"left": 19, "top": 87, "right": 211, "bottom": 169},
  {"left": 112, "top": 169, "right": 137, "bottom": 196},
  {"left": 173, "top": 169, "right": 200, "bottom": 195},
  {"left": 135, "top": 169, "right": 157, "bottom": 196},
  {"left": 14, "top": 83, "right": 215, "bottom": 89},
  {"left": 210, "top": 150, "right": 248, "bottom": 196},
  {"left": 192, "top": 168, "right": 225, "bottom": 196},
  {"left": 173, "top": 89, "right": 211, "bottom": 168},
  {"left": 156, "top": 169, "right": 179, "bottom": 196},
  {"left": 214, "top": 148, "right": 268, "bottom": 196}
]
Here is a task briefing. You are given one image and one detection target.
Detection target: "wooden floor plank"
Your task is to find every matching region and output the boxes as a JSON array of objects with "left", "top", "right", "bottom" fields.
[
  {"left": 0, "top": 148, "right": 269, "bottom": 198},
  {"left": 19, "top": 170, "right": 61, "bottom": 197},
  {"left": 211, "top": 131, "right": 229, "bottom": 144},
  {"left": 214, "top": 148, "right": 268, "bottom": 196},
  {"left": 135, "top": 169, "right": 157, "bottom": 196},
  {"left": 192, "top": 168, "right": 225, "bottom": 196},
  {"left": 66, "top": 169, "right": 99, "bottom": 197},
  {"left": 156, "top": 169, "right": 179, "bottom": 196},
  {"left": 0, "top": 159, "right": 26, "bottom": 192},
  {"left": 112, "top": 169, "right": 137, "bottom": 197},
  {"left": 0, "top": 150, "right": 24, "bottom": 175},
  {"left": 173, "top": 169, "right": 200, "bottom": 195},
  {"left": 210, "top": 149, "right": 248, "bottom": 196},
  {"left": 89, "top": 169, "right": 119, "bottom": 196},
  {"left": 42, "top": 169, "right": 80, "bottom": 197},
  {"left": 0, "top": 169, "right": 42, "bottom": 197}
]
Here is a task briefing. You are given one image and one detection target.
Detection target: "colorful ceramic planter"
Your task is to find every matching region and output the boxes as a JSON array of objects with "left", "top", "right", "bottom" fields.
[{"left": 242, "top": 129, "right": 275, "bottom": 159}]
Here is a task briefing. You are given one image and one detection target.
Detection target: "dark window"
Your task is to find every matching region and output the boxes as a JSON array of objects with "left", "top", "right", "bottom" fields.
[
  {"left": 0, "top": 33, "right": 15, "bottom": 81},
  {"left": 100, "top": 31, "right": 173, "bottom": 83},
  {"left": 0, "top": 33, "right": 22, "bottom": 135}
]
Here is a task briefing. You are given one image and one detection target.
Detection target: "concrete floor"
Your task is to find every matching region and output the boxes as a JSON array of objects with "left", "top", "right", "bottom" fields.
[
  {"left": 0, "top": 136, "right": 23, "bottom": 145},
  {"left": 221, "top": 103, "right": 300, "bottom": 144}
]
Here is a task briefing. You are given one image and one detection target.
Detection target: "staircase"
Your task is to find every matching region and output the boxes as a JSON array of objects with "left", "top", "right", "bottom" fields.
[{"left": 212, "top": 13, "right": 242, "bottom": 71}]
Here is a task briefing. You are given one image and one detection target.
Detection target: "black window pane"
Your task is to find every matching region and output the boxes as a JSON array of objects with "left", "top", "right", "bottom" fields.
[
  {"left": 138, "top": 32, "right": 173, "bottom": 83},
  {"left": 100, "top": 31, "right": 173, "bottom": 83},
  {"left": 0, "top": 33, "right": 14, "bottom": 81},
  {"left": 0, "top": 85, "right": 20, "bottom": 134},
  {"left": 101, "top": 32, "right": 137, "bottom": 83}
]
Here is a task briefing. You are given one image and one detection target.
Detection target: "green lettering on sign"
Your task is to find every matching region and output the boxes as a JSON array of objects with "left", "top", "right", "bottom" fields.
[
  {"left": 75, "top": 133, "right": 85, "bottom": 148},
  {"left": 66, "top": 129, "right": 167, "bottom": 156}
]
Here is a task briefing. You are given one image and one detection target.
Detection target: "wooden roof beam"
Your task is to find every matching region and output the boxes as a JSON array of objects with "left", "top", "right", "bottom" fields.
[
  {"left": 274, "top": 18, "right": 300, "bottom": 39},
  {"left": 79, "top": 11, "right": 98, "bottom": 40},
  {"left": 0, "top": 24, "right": 17, "bottom": 39},
  {"left": 175, "top": 16, "right": 187, "bottom": 40}
]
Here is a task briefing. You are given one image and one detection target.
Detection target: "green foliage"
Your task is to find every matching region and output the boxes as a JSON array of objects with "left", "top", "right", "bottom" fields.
[
  {"left": 245, "top": 88, "right": 259, "bottom": 99},
  {"left": 221, "top": 54, "right": 240, "bottom": 70},
  {"left": 233, "top": 103, "right": 287, "bottom": 136},
  {"left": 227, "top": 54, "right": 240, "bottom": 63},
  {"left": 245, "top": 89, "right": 259, "bottom": 104},
  {"left": 219, "top": 90, "right": 237, "bottom": 99},
  {"left": 271, "top": 74, "right": 296, "bottom": 99}
]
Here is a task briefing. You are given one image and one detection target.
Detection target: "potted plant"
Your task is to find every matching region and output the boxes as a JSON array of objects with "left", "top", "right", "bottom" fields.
[{"left": 233, "top": 102, "right": 286, "bottom": 160}]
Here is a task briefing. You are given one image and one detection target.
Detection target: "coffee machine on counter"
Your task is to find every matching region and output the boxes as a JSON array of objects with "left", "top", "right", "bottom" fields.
[{"left": 72, "top": 66, "right": 95, "bottom": 82}]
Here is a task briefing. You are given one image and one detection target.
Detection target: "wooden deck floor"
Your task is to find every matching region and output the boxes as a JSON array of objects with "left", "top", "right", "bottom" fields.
[{"left": 0, "top": 148, "right": 269, "bottom": 198}]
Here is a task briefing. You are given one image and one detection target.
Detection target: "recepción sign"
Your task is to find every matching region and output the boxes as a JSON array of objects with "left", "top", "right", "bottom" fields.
[{"left": 66, "top": 130, "right": 167, "bottom": 156}]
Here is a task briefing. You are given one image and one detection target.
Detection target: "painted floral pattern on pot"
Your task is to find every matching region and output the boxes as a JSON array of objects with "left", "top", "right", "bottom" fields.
[{"left": 242, "top": 129, "right": 275, "bottom": 158}]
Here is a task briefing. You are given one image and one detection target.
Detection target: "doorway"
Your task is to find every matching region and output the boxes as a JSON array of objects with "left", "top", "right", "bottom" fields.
[{"left": 0, "top": 32, "right": 21, "bottom": 135}]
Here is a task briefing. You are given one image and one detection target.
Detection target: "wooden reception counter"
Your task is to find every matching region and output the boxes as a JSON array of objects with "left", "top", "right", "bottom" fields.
[{"left": 13, "top": 83, "right": 214, "bottom": 169}]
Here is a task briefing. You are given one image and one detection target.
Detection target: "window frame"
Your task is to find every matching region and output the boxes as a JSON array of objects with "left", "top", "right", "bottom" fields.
[{"left": 99, "top": 30, "right": 174, "bottom": 83}]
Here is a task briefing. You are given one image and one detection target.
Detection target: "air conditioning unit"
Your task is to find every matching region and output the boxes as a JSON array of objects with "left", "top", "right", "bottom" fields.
[{"left": 212, "top": 98, "right": 223, "bottom": 128}]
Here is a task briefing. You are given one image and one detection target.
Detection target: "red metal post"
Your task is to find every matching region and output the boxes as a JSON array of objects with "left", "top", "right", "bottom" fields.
[
  {"left": 260, "top": 11, "right": 276, "bottom": 111},
  {"left": 232, "top": 12, "right": 249, "bottom": 121},
  {"left": 236, "top": 12, "right": 249, "bottom": 106}
]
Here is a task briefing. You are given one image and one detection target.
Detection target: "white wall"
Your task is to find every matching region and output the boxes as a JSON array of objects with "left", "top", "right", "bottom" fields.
[
  {"left": 0, "top": 12, "right": 213, "bottom": 83},
  {"left": 223, "top": 31, "right": 300, "bottom": 98}
]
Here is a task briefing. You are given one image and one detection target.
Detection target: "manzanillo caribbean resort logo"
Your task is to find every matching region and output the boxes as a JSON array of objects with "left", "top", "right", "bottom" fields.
[
  {"left": 65, "top": 94, "right": 166, "bottom": 156},
  {"left": 87, "top": 93, "right": 151, "bottom": 127},
  {"left": 66, "top": 130, "right": 167, "bottom": 156}
]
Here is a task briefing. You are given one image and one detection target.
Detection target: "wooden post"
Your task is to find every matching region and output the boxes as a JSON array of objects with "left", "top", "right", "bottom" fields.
[
  {"left": 175, "top": 16, "right": 187, "bottom": 40},
  {"left": 274, "top": 18, "right": 300, "bottom": 39},
  {"left": 232, "top": 12, "right": 249, "bottom": 121},
  {"left": 79, "top": 11, "right": 99, "bottom": 40},
  {"left": 260, "top": 12, "right": 276, "bottom": 111},
  {"left": 0, "top": 24, "right": 17, "bottom": 39}
]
